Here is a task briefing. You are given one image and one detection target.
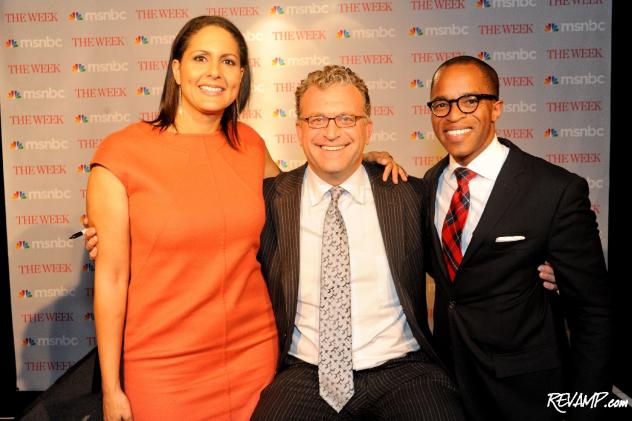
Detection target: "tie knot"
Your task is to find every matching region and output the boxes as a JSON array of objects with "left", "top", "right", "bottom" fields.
[
  {"left": 454, "top": 167, "right": 476, "bottom": 186},
  {"left": 329, "top": 186, "right": 344, "bottom": 203}
]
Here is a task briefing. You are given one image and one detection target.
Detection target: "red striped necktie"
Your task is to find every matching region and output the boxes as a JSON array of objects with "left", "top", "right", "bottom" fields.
[{"left": 441, "top": 167, "right": 477, "bottom": 281}]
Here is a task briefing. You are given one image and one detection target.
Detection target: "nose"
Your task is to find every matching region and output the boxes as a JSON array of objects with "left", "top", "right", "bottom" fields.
[
  {"left": 324, "top": 118, "right": 341, "bottom": 140},
  {"left": 445, "top": 101, "right": 464, "bottom": 121},
  {"left": 206, "top": 60, "right": 220, "bottom": 78}
]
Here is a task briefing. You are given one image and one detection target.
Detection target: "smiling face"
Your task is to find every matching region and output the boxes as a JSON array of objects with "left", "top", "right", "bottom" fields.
[
  {"left": 172, "top": 25, "right": 243, "bottom": 129},
  {"left": 296, "top": 83, "right": 372, "bottom": 186},
  {"left": 430, "top": 63, "right": 503, "bottom": 166}
]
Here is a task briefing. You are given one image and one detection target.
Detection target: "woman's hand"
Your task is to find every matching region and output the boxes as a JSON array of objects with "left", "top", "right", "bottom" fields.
[
  {"left": 364, "top": 150, "right": 408, "bottom": 184},
  {"left": 103, "top": 388, "right": 133, "bottom": 421}
]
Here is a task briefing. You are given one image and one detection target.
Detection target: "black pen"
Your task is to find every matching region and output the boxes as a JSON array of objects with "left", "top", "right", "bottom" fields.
[{"left": 69, "top": 228, "right": 87, "bottom": 239}]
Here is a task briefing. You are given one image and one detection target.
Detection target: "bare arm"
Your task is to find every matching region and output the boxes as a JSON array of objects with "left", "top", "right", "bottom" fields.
[{"left": 87, "top": 166, "right": 133, "bottom": 421}]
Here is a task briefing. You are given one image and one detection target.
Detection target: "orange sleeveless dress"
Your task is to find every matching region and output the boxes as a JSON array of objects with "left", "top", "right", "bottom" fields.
[{"left": 92, "top": 121, "right": 278, "bottom": 420}]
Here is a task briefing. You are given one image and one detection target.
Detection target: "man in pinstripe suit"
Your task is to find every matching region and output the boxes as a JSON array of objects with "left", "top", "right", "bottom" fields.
[{"left": 251, "top": 65, "right": 465, "bottom": 421}]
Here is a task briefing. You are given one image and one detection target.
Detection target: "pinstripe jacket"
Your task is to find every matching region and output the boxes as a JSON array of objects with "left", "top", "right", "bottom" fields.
[{"left": 258, "top": 162, "right": 443, "bottom": 372}]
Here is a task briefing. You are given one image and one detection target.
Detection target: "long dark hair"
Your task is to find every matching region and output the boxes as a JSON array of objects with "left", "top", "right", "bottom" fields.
[{"left": 149, "top": 15, "right": 251, "bottom": 148}]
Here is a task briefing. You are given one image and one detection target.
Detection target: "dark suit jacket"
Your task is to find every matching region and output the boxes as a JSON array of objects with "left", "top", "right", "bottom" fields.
[
  {"left": 424, "top": 138, "right": 612, "bottom": 421},
  {"left": 258, "top": 162, "right": 443, "bottom": 372}
]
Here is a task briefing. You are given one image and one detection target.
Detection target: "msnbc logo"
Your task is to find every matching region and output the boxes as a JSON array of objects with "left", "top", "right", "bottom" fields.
[
  {"left": 75, "top": 114, "right": 89, "bottom": 124},
  {"left": 71, "top": 63, "right": 87, "bottom": 72},
  {"left": 337, "top": 29, "right": 351, "bottom": 39},
  {"left": 410, "top": 131, "right": 425, "bottom": 141},
  {"left": 544, "top": 23, "right": 559, "bottom": 33},
  {"left": 83, "top": 263, "right": 95, "bottom": 272},
  {"left": 10, "top": 141, "right": 24, "bottom": 150},
  {"left": 16, "top": 240, "right": 31, "bottom": 250},
  {"left": 272, "top": 109, "right": 287, "bottom": 118},
  {"left": 5, "top": 39, "right": 19, "bottom": 48},
  {"left": 76, "top": 164, "right": 90, "bottom": 173},
  {"left": 409, "top": 79, "right": 424, "bottom": 88},
  {"left": 544, "top": 128, "right": 559, "bottom": 138},
  {"left": 475, "top": 0, "right": 491, "bottom": 7},
  {"left": 22, "top": 338, "right": 36, "bottom": 346},
  {"left": 478, "top": 51, "right": 492, "bottom": 61},
  {"left": 84, "top": 312, "right": 95, "bottom": 321},
  {"left": 277, "top": 159, "right": 289, "bottom": 169},
  {"left": 12, "top": 191, "right": 27, "bottom": 200},
  {"left": 135, "top": 35, "right": 149, "bottom": 45},
  {"left": 408, "top": 27, "right": 423, "bottom": 36},
  {"left": 19, "top": 290, "right": 33, "bottom": 298},
  {"left": 270, "top": 6, "right": 285, "bottom": 14},
  {"left": 68, "top": 11, "right": 84, "bottom": 21},
  {"left": 137, "top": 87, "right": 151, "bottom": 96},
  {"left": 272, "top": 57, "right": 286, "bottom": 66},
  {"left": 544, "top": 75, "right": 559, "bottom": 86},
  {"left": 7, "top": 90, "right": 22, "bottom": 99}
]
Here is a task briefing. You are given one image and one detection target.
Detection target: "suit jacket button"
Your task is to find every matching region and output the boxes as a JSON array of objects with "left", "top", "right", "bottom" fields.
[{"left": 448, "top": 300, "right": 456, "bottom": 309}]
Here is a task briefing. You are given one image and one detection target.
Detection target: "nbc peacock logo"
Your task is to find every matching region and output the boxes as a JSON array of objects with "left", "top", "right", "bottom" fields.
[
  {"left": 10, "top": 141, "right": 24, "bottom": 151},
  {"left": 271, "top": 57, "right": 286, "bottom": 67},
  {"left": 76, "top": 164, "right": 90, "bottom": 173},
  {"left": 477, "top": 51, "right": 492, "bottom": 61},
  {"left": 19, "top": 290, "right": 33, "bottom": 299},
  {"left": 544, "top": 75, "right": 559, "bottom": 86},
  {"left": 71, "top": 63, "right": 86, "bottom": 73},
  {"left": 336, "top": 29, "right": 350, "bottom": 39},
  {"left": 75, "top": 114, "right": 89, "bottom": 124},
  {"left": 270, "top": 6, "right": 285, "bottom": 15},
  {"left": 409, "top": 79, "right": 424, "bottom": 88},
  {"left": 544, "top": 23, "right": 559, "bottom": 33},
  {"left": 136, "top": 87, "right": 151, "bottom": 96},
  {"left": 12, "top": 191, "right": 27, "bottom": 200},
  {"left": 410, "top": 131, "right": 425, "bottom": 141},
  {"left": 408, "top": 27, "right": 423, "bottom": 37},
  {"left": 272, "top": 109, "right": 287, "bottom": 118},
  {"left": 7, "top": 90, "right": 22, "bottom": 100},
  {"left": 135, "top": 35, "right": 149, "bottom": 45},
  {"left": 277, "top": 159, "right": 289, "bottom": 169},
  {"left": 68, "top": 11, "right": 83, "bottom": 21},
  {"left": 4, "top": 39, "right": 19, "bottom": 48},
  {"left": 475, "top": 0, "right": 491, "bottom": 8},
  {"left": 544, "top": 128, "right": 559, "bottom": 138},
  {"left": 16, "top": 240, "right": 31, "bottom": 250},
  {"left": 22, "top": 338, "right": 36, "bottom": 346}
]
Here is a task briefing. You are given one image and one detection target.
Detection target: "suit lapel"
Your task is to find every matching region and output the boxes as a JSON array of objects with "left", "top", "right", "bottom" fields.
[
  {"left": 460, "top": 139, "right": 525, "bottom": 268},
  {"left": 427, "top": 157, "right": 452, "bottom": 289},
  {"left": 274, "top": 165, "right": 306, "bottom": 324},
  {"left": 364, "top": 163, "right": 405, "bottom": 292}
]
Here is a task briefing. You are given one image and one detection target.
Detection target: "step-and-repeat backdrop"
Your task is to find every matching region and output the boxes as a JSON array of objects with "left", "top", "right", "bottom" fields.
[{"left": 1, "top": 0, "right": 611, "bottom": 390}]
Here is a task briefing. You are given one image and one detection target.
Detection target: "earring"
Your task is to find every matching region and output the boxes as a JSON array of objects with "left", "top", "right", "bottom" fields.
[{"left": 178, "top": 85, "right": 183, "bottom": 116}]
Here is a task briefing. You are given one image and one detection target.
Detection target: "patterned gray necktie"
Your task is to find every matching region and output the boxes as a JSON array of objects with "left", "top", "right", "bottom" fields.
[{"left": 318, "top": 186, "right": 353, "bottom": 413}]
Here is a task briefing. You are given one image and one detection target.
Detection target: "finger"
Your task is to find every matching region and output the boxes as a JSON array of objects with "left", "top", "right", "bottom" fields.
[
  {"left": 398, "top": 166, "right": 408, "bottom": 182},
  {"left": 81, "top": 214, "right": 89, "bottom": 228},
  {"left": 391, "top": 164, "right": 400, "bottom": 184},
  {"left": 538, "top": 271, "right": 554, "bottom": 282},
  {"left": 382, "top": 162, "right": 393, "bottom": 182},
  {"left": 542, "top": 281, "right": 557, "bottom": 291},
  {"left": 89, "top": 248, "right": 97, "bottom": 261}
]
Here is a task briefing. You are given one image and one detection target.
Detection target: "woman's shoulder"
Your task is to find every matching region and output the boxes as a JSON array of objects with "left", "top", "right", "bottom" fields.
[
  {"left": 99, "top": 121, "right": 157, "bottom": 149},
  {"left": 236, "top": 121, "right": 265, "bottom": 148}
]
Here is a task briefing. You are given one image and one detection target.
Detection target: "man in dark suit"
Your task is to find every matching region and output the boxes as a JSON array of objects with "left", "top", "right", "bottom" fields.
[
  {"left": 251, "top": 65, "right": 465, "bottom": 420},
  {"left": 424, "top": 55, "right": 613, "bottom": 421}
]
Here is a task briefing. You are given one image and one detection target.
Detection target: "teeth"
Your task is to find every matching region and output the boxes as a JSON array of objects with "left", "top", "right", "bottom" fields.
[
  {"left": 446, "top": 128, "right": 471, "bottom": 136},
  {"left": 200, "top": 86, "right": 223, "bottom": 93},
  {"left": 321, "top": 145, "right": 345, "bottom": 151}
]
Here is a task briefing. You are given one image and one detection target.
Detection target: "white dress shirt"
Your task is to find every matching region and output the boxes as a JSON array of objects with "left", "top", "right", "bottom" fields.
[
  {"left": 434, "top": 135, "right": 509, "bottom": 254},
  {"left": 289, "top": 165, "right": 419, "bottom": 370}
]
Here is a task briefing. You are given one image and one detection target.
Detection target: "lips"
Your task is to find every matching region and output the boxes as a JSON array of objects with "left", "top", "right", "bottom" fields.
[
  {"left": 199, "top": 85, "right": 224, "bottom": 94},
  {"left": 321, "top": 145, "right": 346, "bottom": 151},
  {"left": 445, "top": 128, "right": 471, "bottom": 136}
]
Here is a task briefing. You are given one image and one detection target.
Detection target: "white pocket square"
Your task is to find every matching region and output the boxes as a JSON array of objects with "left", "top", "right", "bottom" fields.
[{"left": 495, "top": 235, "right": 526, "bottom": 243}]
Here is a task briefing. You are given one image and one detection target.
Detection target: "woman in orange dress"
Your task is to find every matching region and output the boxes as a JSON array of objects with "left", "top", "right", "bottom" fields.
[{"left": 87, "top": 16, "right": 280, "bottom": 421}]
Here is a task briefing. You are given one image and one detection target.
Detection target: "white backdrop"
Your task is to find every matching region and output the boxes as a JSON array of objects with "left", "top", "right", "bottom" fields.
[{"left": 1, "top": 0, "right": 611, "bottom": 390}]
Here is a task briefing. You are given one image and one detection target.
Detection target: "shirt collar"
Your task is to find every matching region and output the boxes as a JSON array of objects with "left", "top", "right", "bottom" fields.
[
  {"left": 447, "top": 135, "right": 508, "bottom": 182},
  {"left": 304, "top": 165, "right": 368, "bottom": 207}
]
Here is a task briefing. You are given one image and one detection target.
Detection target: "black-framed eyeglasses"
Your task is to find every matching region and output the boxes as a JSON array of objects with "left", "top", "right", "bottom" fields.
[
  {"left": 300, "top": 114, "right": 368, "bottom": 129},
  {"left": 426, "top": 94, "right": 498, "bottom": 117}
]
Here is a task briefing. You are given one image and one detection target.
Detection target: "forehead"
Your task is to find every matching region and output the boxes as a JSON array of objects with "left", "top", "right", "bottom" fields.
[
  {"left": 431, "top": 64, "right": 490, "bottom": 98},
  {"left": 185, "top": 25, "right": 239, "bottom": 53},
  {"left": 300, "top": 83, "right": 365, "bottom": 113}
]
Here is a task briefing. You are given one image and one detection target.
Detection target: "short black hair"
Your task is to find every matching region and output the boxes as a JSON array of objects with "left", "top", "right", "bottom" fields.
[{"left": 430, "top": 55, "right": 499, "bottom": 97}]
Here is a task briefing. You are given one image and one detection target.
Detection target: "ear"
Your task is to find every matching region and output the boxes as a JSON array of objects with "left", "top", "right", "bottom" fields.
[
  {"left": 364, "top": 119, "right": 373, "bottom": 145},
  {"left": 491, "top": 99, "right": 503, "bottom": 123},
  {"left": 172, "top": 59, "right": 181, "bottom": 85}
]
